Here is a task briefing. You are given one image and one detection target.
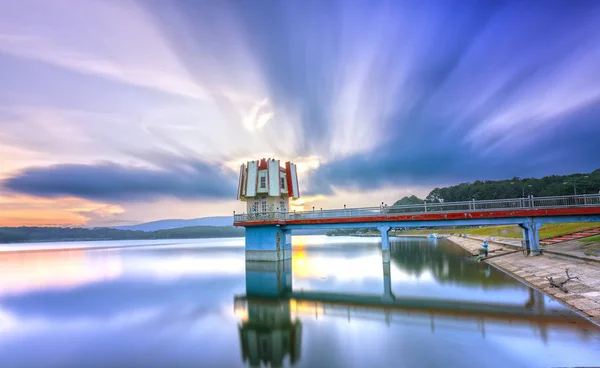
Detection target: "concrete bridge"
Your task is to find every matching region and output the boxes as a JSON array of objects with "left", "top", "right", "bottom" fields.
[{"left": 234, "top": 194, "right": 600, "bottom": 260}]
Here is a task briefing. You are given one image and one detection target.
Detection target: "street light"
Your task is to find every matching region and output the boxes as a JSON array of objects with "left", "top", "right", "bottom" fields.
[
  {"left": 564, "top": 176, "right": 589, "bottom": 195},
  {"left": 510, "top": 182, "right": 532, "bottom": 197}
]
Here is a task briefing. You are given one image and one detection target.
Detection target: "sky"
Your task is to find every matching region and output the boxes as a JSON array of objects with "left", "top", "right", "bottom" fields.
[{"left": 0, "top": 0, "right": 599, "bottom": 227}]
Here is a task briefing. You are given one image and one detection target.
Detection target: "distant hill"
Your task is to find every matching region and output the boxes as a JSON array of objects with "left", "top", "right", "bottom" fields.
[
  {"left": 113, "top": 216, "right": 233, "bottom": 232},
  {"left": 0, "top": 225, "right": 244, "bottom": 244},
  {"left": 394, "top": 169, "right": 600, "bottom": 204},
  {"left": 425, "top": 169, "right": 600, "bottom": 202}
]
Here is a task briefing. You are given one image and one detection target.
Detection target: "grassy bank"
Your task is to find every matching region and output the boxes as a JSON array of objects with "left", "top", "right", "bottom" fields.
[
  {"left": 579, "top": 235, "right": 600, "bottom": 242},
  {"left": 578, "top": 236, "right": 600, "bottom": 256}
]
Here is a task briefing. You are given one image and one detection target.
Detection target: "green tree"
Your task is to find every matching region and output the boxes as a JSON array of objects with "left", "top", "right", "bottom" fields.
[{"left": 393, "top": 195, "right": 424, "bottom": 206}]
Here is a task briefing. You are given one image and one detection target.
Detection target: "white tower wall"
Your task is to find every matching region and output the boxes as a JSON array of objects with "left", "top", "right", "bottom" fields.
[{"left": 237, "top": 158, "right": 299, "bottom": 214}]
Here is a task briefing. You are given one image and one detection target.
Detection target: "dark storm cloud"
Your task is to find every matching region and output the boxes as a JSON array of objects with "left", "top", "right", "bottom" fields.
[
  {"left": 306, "top": 101, "right": 600, "bottom": 195},
  {"left": 140, "top": 0, "right": 600, "bottom": 196},
  {"left": 2, "top": 159, "right": 237, "bottom": 201}
]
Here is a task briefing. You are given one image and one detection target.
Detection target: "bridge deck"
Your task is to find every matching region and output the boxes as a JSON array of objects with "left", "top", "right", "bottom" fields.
[{"left": 234, "top": 194, "right": 600, "bottom": 227}]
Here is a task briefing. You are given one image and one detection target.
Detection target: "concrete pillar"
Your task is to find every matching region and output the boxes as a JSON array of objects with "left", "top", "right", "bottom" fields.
[
  {"left": 518, "top": 219, "right": 541, "bottom": 256},
  {"left": 282, "top": 229, "right": 292, "bottom": 261},
  {"left": 245, "top": 226, "right": 292, "bottom": 261},
  {"left": 378, "top": 225, "right": 391, "bottom": 263}
]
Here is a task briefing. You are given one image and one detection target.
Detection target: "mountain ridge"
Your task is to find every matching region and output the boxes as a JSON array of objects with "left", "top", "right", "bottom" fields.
[{"left": 112, "top": 216, "right": 233, "bottom": 232}]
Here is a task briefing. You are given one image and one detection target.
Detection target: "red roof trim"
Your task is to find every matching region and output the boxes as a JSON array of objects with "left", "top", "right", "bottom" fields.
[{"left": 285, "top": 161, "right": 294, "bottom": 198}]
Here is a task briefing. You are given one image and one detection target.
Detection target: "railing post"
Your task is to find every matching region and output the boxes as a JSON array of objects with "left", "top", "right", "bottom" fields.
[
  {"left": 424, "top": 200, "right": 427, "bottom": 212},
  {"left": 529, "top": 194, "right": 534, "bottom": 208}
]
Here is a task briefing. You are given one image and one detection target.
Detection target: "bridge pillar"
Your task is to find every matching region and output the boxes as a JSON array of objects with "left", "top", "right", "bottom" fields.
[
  {"left": 282, "top": 228, "right": 292, "bottom": 260},
  {"left": 378, "top": 225, "right": 391, "bottom": 263},
  {"left": 245, "top": 226, "right": 292, "bottom": 262},
  {"left": 519, "top": 219, "right": 542, "bottom": 256}
]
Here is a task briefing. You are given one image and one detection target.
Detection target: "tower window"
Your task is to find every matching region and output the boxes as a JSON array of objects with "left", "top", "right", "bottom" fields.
[
  {"left": 260, "top": 176, "right": 266, "bottom": 189},
  {"left": 280, "top": 177, "right": 285, "bottom": 189}
]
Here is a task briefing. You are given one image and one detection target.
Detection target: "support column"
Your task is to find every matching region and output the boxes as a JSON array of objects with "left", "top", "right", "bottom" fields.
[
  {"left": 518, "top": 219, "right": 542, "bottom": 256},
  {"left": 282, "top": 229, "right": 292, "bottom": 261},
  {"left": 378, "top": 225, "right": 391, "bottom": 263},
  {"left": 519, "top": 224, "right": 531, "bottom": 255},
  {"left": 245, "top": 226, "right": 292, "bottom": 261}
]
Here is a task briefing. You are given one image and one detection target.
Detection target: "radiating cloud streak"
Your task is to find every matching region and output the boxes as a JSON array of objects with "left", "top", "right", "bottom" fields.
[{"left": 0, "top": 0, "right": 600, "bottom": 223}]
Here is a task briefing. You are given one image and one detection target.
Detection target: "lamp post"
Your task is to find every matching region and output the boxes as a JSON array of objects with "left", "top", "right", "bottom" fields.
[
  {"left": 510, "top": 182, "right": 532, "bottom": 197},
  {"left": 564, "top": 176, "right": 589, "bottom": 195}
]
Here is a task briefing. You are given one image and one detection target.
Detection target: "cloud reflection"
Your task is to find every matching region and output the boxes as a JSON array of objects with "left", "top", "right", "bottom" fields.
[{"left": 0, "top": 249, "right": 121, "bottom": 296}]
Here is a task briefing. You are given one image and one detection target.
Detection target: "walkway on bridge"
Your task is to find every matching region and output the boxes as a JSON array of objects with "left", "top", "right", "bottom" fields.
[{"left": 234, "top": 194, "right": 600, "bottom": 260}]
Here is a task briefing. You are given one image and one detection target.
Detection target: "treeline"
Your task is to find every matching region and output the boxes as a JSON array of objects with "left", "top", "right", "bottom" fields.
[
  {"left": 394, "top": 169, "right": 600, "bottom": 204},
  {"left": 0, "top": 226, "right": 245, "bottom": 244},
  {"left": 326, "top": 228, "right": 374, "bottom": 236}
]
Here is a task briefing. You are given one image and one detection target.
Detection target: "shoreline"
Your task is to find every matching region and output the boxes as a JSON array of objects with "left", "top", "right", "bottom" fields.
[
  {"left": 327, "top": 234, "right": 431, "bottom": 238},
  {"left": 445, "top": 234, "right": 600, "bottom": 327}
]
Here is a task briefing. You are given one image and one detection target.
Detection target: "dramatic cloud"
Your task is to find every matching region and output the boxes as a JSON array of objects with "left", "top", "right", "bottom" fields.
[
  {"left": 305, "top": 99, "right": 600, "bottom": 195},
  {"left": 2, "top": 160, "right": 237, "bottom": 202},
  {"left": 0, "top": 0, "right": 599, "bottom": 224}
]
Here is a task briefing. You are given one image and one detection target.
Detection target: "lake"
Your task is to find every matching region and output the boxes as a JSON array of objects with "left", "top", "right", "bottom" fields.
[{"left": 0, "top": 236, "right": 599, "bottom": 367}]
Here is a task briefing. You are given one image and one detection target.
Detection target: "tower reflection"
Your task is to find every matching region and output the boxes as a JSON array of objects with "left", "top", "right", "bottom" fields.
[{"left": 236, "top": 260, "right": 301, "bottom": 368}]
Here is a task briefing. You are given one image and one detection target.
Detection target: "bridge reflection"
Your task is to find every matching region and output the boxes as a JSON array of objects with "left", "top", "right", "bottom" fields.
[
  {"left": 390, "top": 238, "right": 517, "bottom": 287},
  {"left": 234, "top": 256, "right": 592, "bottom": 367}
]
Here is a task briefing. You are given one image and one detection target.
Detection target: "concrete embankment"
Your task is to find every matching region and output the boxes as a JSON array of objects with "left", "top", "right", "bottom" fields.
[{"left": 446, "top": 235, "right": 600, "bottom": 326}]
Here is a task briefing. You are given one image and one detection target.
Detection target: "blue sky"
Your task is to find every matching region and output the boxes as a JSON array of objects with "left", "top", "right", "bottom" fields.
[{"left": 0, "top": 0, "right": 599, "bottom": 226}]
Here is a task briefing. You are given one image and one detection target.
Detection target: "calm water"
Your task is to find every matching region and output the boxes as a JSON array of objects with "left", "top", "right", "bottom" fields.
[{"left": 1, "top": 236, "right": 599, "bottom": 367}]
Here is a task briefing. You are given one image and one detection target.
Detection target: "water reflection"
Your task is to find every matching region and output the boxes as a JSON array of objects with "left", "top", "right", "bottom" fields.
[
  {"left": 0, "top": 237, "right": 599, "bottom": 367},
  {"left": 0, "top": 249, "right": 121, "bottom": 296},
  {"left": 390, "top": 238, "right": 514, "bottom": 287},
  {"left": 235, "top": 237, "right": 600, "bottom": 367}
]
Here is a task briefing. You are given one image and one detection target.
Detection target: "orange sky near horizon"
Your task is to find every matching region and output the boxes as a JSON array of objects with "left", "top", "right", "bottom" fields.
[{"left": 0, "top": 194, "right": 124, "bottom": 227}]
